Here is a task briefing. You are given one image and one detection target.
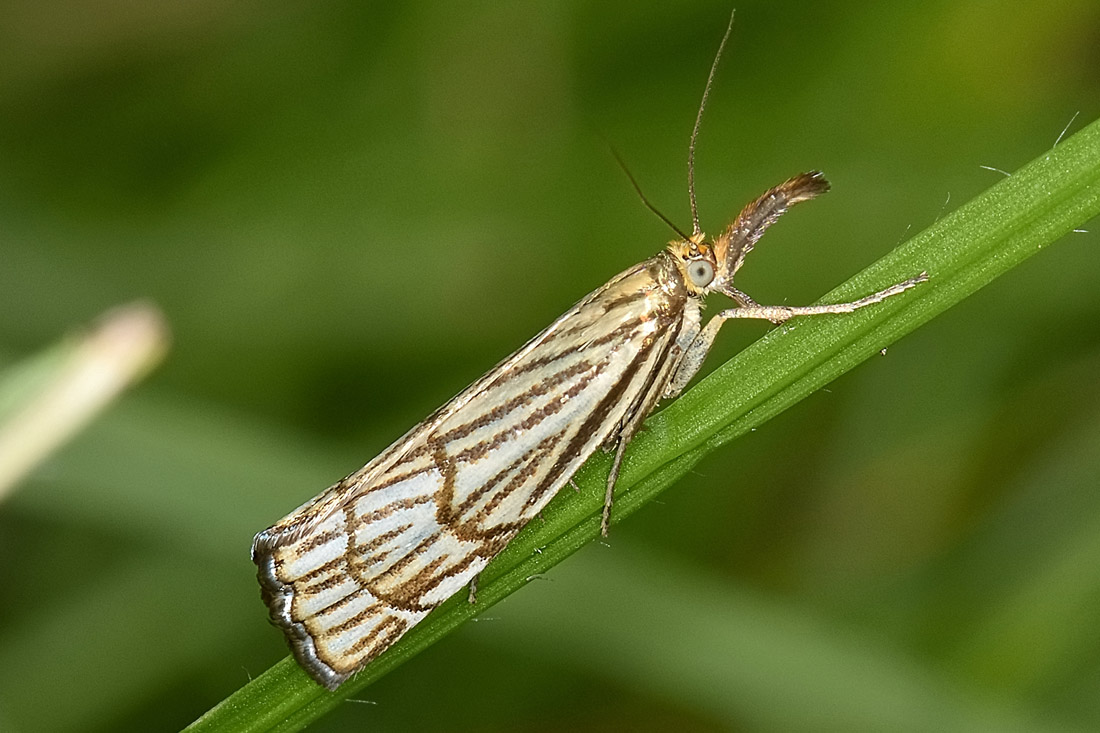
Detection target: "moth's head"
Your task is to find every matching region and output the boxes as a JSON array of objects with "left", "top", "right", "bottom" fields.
[{"left": 668, "top": 233, "right": 723, "bottom": 297}]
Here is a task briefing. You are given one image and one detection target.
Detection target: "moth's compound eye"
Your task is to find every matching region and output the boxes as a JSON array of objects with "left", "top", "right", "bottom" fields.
[{"left": 688, "top": 260, "right": 715, "bottom": 288}]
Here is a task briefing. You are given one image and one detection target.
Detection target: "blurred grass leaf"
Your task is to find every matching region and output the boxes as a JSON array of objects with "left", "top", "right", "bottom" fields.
[
  {"left": 0, "top": 303, "right": 168, "bottom": 500},
  {"left": 484, "top": 544, "right": 1074, "bottom": 733}
]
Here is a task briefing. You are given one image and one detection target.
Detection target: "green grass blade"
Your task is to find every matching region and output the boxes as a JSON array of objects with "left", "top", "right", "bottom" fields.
[
  {"left": 0, "top": 303, "right": 168, "bottom": 500},
  {"left": 484, "top": 545, "right": 1073, "bottom": 733},
  {"left": 186, "top": 117, "right": 1100, "bottom": 732}
]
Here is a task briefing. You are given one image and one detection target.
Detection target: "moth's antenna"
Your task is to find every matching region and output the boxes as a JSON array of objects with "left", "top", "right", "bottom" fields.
[
  {"left": 688, "top": 9, "right": 736, "bottom": 237},
  {"left": 608, "top": 142, "right": 692, "bottom": 242}
]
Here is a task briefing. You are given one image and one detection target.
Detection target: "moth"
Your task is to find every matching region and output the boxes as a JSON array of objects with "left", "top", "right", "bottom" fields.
[{"left": 251, "top": 18, "right": 925, "bottom": 691}]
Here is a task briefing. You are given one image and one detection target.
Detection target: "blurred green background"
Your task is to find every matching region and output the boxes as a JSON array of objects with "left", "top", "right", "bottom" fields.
[{"left": 2, "top": 1, "right": 1099, "bottom": 731}]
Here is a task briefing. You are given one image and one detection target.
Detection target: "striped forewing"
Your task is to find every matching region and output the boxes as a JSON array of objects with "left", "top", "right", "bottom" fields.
[{"left": 252, "top": 254, "right": 691, "bottom": 688}]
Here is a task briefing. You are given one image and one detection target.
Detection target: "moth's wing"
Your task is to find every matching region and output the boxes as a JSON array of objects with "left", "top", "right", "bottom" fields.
[{"left": 251, "top": 256, "right": 689, "bottom": 689}]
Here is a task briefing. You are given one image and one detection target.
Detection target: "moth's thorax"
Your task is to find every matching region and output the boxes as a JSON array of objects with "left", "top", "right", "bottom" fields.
[
  {"left": 611, "top": 255, "right": 691, "bottom": 324},
  {"left": 634, "top": 250, "right": 680, "bottom": 291}
]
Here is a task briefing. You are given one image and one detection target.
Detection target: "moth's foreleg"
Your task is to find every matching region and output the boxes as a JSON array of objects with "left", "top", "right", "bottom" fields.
[
  {"left": 667, "top": 274, "right": 927, "bottom": 401},
  {"left": 721, "top": 284, "right": 763, "bottom": 311},
  {"left": 714, "top": 274, "right": 927, "bottom": 325}
]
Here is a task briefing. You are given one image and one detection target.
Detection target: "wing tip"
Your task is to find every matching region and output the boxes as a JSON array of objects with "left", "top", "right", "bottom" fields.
[{"left": 253, "top": 547, "right": 352, "bottom": 691}]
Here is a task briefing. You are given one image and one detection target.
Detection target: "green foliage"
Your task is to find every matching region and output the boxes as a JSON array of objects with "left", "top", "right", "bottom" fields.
[{"left": 1, "top": 3, "right": 1099, "bottom": 732}]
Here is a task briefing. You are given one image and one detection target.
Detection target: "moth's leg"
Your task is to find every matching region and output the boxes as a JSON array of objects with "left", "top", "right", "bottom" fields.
[
  {"left": 467, "top": 573, "right": 479, "bottom": 604},
  {"left": 601, "top": 374, "right": 677, "bottom": 536},
  {"left": 602, "top": 438, "right": 630, "bottom": 537},
  {"left": 716, "top": 274, "right": 926, "bottom": 325},
  {"left": 666, "top": 274, "right": 926, "bottom": 400},
  {"left": 665, "top": 314, "right": 727, "bottom": 401},
  {"left": 722, "top": 284, "right": 762, "bottom": 310},
  {"left": 601, "top": 370, "right": 676, "bottom": 537},
  {"left": 601, "top": 323, "right": 702, "bottom": 537}
]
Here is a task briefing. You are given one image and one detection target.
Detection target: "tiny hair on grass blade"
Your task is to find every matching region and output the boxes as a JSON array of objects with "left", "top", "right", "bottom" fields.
[{"left": 250, "top": 13, "right": 926, "bottom": 691}]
